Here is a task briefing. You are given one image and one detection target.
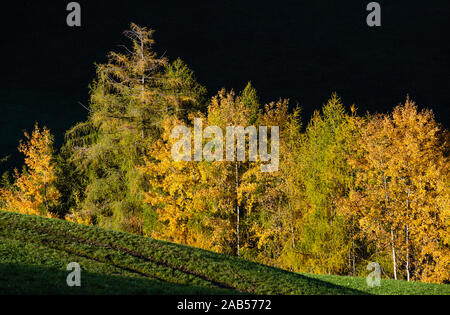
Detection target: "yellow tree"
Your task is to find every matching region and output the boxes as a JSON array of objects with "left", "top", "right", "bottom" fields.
[
  {"left": 141, "top": 83, "right": 289, "bottom": 257},
  {"left": 239, "top": 100, "right": 297, "bottom": 266},
  {"left": 1, "top": 123, "right": 59, "bottom": 216},
  {"left": 386, "top": 99, "right": 449, "bottom": 282},
  {"left": 205, "top": 86, "right": 260, "bottom": 256},
  {"left": 346, "top": 98, "right": 449, "bottom": 282},
  {"left": 140, "top": 116, "right": 231, "bottom": 250}
]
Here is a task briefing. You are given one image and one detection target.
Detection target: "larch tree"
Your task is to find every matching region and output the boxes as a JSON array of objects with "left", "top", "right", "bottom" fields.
[
  {"left": 140, "top": 116, "right": 218, "bottom": 248},
  {"left": 386, "top": 99, "right": 449, "bottom": 282},
  {"left": 347, "top": 98, "right": 449, "bottom": 282},
  {"left": 241, "top": 99, "right": 296, "bottom": 266},
  {"left": 61, "top": 23, "right": 206, "bottom": 233},
  {"left": 294, "top": 94, "right": 356, "bottom": 275},
  {"left": 200, "top": 84, "right": 261, "bottom": 256},
  {"left": 0, "top": 123, "right": 59, "bottom": 217}
]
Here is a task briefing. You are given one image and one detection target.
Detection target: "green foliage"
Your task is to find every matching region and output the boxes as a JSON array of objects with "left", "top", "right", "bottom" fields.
[
  {"left": 293, "top": 94, "right": 356, "bottom": 274},
  {"left": 60, "top": 24, "right": 206, "bottom": 233}
]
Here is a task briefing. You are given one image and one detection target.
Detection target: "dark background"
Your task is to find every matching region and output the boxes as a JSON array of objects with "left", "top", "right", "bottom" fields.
[{"left": 0, "top": 0, "right": 449, "bottom": 172}]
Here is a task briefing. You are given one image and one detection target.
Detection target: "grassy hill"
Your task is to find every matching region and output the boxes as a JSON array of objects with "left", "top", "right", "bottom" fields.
[{"left": 0, "top": 211, "right": 448, "bottom": 295}]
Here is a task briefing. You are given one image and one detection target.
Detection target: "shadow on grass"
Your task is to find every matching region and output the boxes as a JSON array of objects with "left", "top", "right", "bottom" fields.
[
  {"left": 0, "top": 263, "right": 236, "bottom": 295},
  {"left": 154, "top": 242, "right": 367, "bottom": 295},
  {"left": 228, "top": 257, "right": 369, "bottom": 295}
]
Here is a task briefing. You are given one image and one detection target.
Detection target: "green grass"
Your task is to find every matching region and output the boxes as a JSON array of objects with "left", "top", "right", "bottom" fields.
[
  {"left": 302, "top": 273, "right": 449, "bottom": 295},
  {"left": 0, "top": 211, "right": 448, "bottom": 295}
]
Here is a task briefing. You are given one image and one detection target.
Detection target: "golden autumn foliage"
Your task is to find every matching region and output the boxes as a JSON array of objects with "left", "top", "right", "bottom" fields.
[
  {"left": 141, "top": 117, "right": 210, "bottom": 248},
  {"left": 344, "top": 98, "right": 449, "bottom": 283},
  {"left": 140, "top": 85, "right": 291, "bottom": 257},
  {"left": 1, "top": 95, "right": 446, "bottom": 283},
  {"left": 1, "top": 124, "right": 59, "bottom": 217},
  {"left": 138, "top": 90, "right": 449, "bottom": 283},
  {"left": 3, "top": 23, "right": 447, "bottom": 284}
]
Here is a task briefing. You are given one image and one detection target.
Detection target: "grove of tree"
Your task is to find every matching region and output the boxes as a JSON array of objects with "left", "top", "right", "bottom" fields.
[{"left": 1, "top": 24, "right": 448, "bottom": 283}]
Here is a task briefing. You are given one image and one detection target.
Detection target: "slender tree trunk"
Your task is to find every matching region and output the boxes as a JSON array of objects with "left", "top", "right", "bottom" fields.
[
  {"left": 285, "top": 181, "right": 295, "bottom": 249},
  {"left": 140, "top": 34, "right": 146, "bottom": 140},
  {"left": 406, "top": 224, "right": 410, "bottom": 281},
  {"left": 391, "top": 228, "right": 397, "bottom": 280},
  {"left": 375, "top": 240, "right": 378, "bottom": 259},
  {"left": 352, "top": 237, "right": 356, "bottom": 276},
  {"left": 291, "top": 222, "right": 295, "bottom": 248},
  {"left": 235, "top": 161, "right": 240, "bottom": 257},
  {"left": 43, "top": 172, "right": 49, "bottom": 212},
  {"left": 383, "top": 173, "right": 397, "bottom": 280},
  {"left": 348, "top": 250, "right": 351, "bottom": 273},
  {"left": 289, "top": 198, "right": 295, "bottom": 248},
  {"left": 405, "top": 189, "right": 411, "bottom": 281}
]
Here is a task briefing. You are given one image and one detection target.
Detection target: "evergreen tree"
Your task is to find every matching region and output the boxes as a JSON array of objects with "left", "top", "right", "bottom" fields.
[
  {"left": 61, "top": 23, "right": 206, "bottom": 233},
  {"left": 294, "top": 94, "right": 356, "bottom": 274}
]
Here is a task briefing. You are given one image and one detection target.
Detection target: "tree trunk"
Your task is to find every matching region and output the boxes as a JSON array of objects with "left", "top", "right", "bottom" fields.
[
  {"left": 352, "top": 237, "right": 356, "bottom": 276},
  {"left": 405, "top": 189, "right": 411, "bottom": 281},
  {"left": 43, "top": 172, "right": 49, "bottom": 212},
  {"left": 383, "top": 174, "right": 397, "bottom": 280},
  {"left": 289, "top": 198, "right": 295, "bottom": 248},
  {"left": 406, "top": 224, "right": 410, "bottom": 281},
  {"left": 391, "top": 228, "right": 397, "bottom": 280},
  {"left": 235, "top": 161, "right": 240, "bottom": 257}
]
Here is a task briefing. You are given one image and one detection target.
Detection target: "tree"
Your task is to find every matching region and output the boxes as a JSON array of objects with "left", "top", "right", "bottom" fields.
[
  {"left": 346, "top": 98, "right": 449, "bottom": 282},
  {"left": 62, "top": 23, "right": 206, "bottom": 233},
  {"left": 0, "top": 123, "right": 59, "bottom": 216},
  {"left": 294, "top": 94, "right": 356, "bottom": 275},
  {"left": 205, "top": 85, "right": 261, "bottom": 256},
  {"left": 141, "top": 83, "right": 292, "bottom": 258}
]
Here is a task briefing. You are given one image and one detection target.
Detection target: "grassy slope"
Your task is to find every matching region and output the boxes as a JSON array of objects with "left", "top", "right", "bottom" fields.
[{"left": 0, "top": 212, "right": 448, "bottom": 295}]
